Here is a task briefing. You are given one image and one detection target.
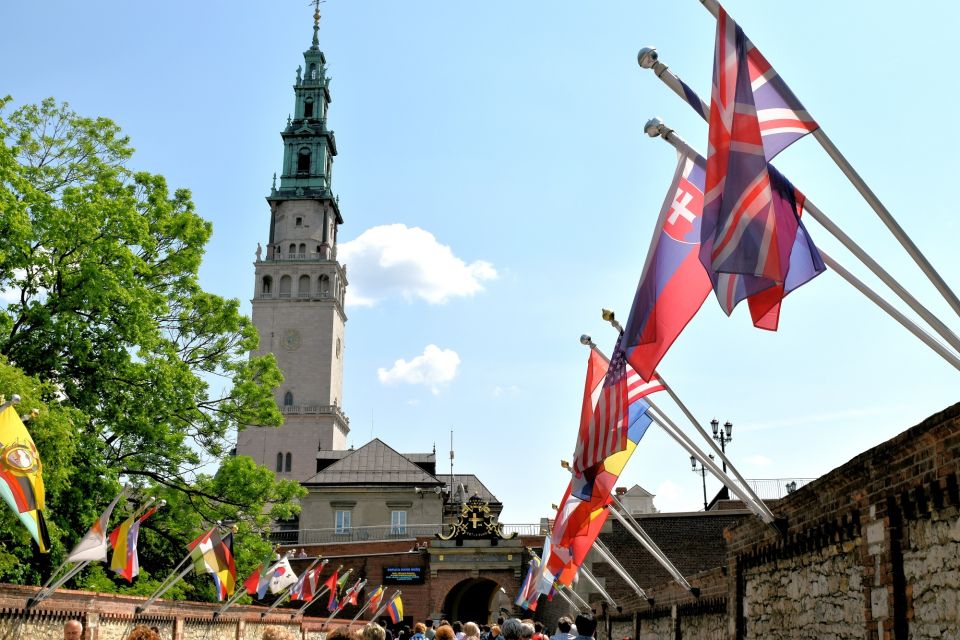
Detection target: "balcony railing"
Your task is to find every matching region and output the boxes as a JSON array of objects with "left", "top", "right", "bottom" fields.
[
  {"left": 735, "top": 478, "right": 817, "bottom": 500},
  {"left": 269, "top": 523, "right": 545, "bottom": 546},
  {"left": 280, "top": 404, "right": 349, "bottom": 424}
]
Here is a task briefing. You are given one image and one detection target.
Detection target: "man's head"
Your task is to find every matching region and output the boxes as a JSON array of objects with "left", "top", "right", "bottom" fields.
[
  {"left": 534, "top": 623, "right": 543, "bottom": 635},
  {"left": 425, "top": 620, "right": 434, "bottom": 629},
  {"left": 452, "top": 622, "right": 462, "bottom": 634},
  {"left": 520, "top": 623, "right": 534, "bottom": 640},
  {"left": 556, "top": 618, "right": 572, "bottom": 634},
  {"left": 573, "top": 614, "right": 596, "bottom": 639},
  {"left": 63, "top": 620, "right": 83, "bottom": 640},
  {"left": 500, "top": 619, "right": 523, "bottom": 640}
]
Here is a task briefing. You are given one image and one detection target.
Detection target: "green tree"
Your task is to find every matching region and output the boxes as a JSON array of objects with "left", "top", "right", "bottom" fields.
[{"left": 0, "top": 97, "right": 304, "bottom": 595}]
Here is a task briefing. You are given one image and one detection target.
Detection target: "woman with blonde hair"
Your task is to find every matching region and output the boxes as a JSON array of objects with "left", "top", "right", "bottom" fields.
[
  {"left": 362, "top": 622, "right": 387, "bottom": 640},
  {"left": 463, "top": 622, "right": 481, "bottom": 639},
  {"left": 261, "top": 626, "right": 296, "bottom": 640}
]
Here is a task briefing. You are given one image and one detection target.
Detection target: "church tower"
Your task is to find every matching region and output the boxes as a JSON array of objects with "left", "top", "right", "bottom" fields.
[{"left": 237, "top": 6, "right": 349, "bottom": 481}]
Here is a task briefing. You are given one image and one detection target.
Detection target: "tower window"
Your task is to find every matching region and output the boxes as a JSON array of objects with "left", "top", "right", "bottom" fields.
[
  {"left": 279, "top": 275, "right": 292, "bottom": 298},
  {"left": 262, "top": 275, "right": 272, "bottom": 295},
  {"left": 299, "top": 243, "right": 306, "bottom": 255},
  {"left": 298, "top": 147, "right": 311, "bottom": 174},
  {"left": 284, "top": 391, "right": 294, "bottom": 406},
  {"left": 304, "top": 98, "right": 314, "bottom": 119},
  {"left": 336, "top": 337, "right": 341, "bottom": 358},
  {"left": 298, "top": 274, "right": 310, "bottom": 297},
  {"left": 276, "top": 452, "right": 283, "bottom": 472},
  {"left": 295, "top": 217, "right": 303, "bottom": 227},
  {"left": 309, "top": 63, "right": 317, "bottom": 80},
  {"left": 319, "top": 274, "right": 330, "bottom": 296},
  {"left": 289, "top": 243, "right": 297, "bottom": 255},
  {"left": 284, "top": 452, "right": 292, "bottom": 473}
]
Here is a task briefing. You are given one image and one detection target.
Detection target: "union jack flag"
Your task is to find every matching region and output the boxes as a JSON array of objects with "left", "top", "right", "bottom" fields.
[
  {"left": 572, "top": 336, "right": 664, "bottom": 475},
  {"left": 701, "top": 5, "right": 822, "bottom": 317}
]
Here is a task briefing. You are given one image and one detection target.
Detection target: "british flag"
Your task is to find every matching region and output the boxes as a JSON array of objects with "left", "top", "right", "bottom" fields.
[
  {"left": 701, "top": 5, "right": 822, "bottom": 317},
  {"left": 571, "top": 336, "right": 664, "bottom": 475}
]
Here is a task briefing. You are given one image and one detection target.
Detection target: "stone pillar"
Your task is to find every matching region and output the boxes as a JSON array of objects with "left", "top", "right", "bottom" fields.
[
  {"left": 174, "top": 617, "right": 185, "bottom": 640},
  {"left": 85, "top": 611, "right": 100, "bottom": 640}
]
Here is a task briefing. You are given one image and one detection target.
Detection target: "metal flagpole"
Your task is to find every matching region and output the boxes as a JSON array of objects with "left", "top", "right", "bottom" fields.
[
  {"left": 642, "top": 120, "right": 960, "bottom": 374},
  {"left": 590, "top": 539, "right": 650, "bottom": 603},
  {"left": 549, "top": 582, "right": 583, "bottom": 613},
  {"left": 694, "top": 0, "right": 960, "bottom": 320},
  {"left": 320, "top": 579, "right": 366, "bottom": 629},
  {"left": 577, "top": 565, "right": 618, "bottom": 610},
  {"left": 605, "top": 499, "right": 697, "bottom": 596},
  {"left": 636, "top": 49, "right": 960, "bottom": 356},
  {"left": 216, "top": 549, "right": 292, "bottom": 618},
  {"left": 368, "top": 589, "right": 401, "bottom": 623},
  {"left": 137, "top": 562, "right": 194, "bottom": 614},
  {"left": 293, "top": 563, "right": 341, "bottom": 617},
  {"left": 346, "top": 584, "right": 382, "bottom": 627},
  {"left": 557, "top": 582, "right": 592, "bottom": 611}
]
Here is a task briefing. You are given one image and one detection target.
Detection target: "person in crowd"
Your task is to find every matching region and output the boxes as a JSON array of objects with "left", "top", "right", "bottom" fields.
[
  {"left": 550, "top": 617, "right": 573, "bottom": 640},
  {"left": 434, "top": 624, "right": 456, "bottom": 640},
  {"left": 488, "top": 624, "right": 502, "bottom": 640},
  {"left": 479, "top": 624, "right": 491, "bottom": 640},
  {"left": 496, "top": 618, "right": 504, "bottom": 627},
  {"left": 411, "top": 622, "right": 427, "bottom": 640},
  {"left": 379, "top": 619, "right": 394, "bottom": 640},
  {"left": 424, "top": 619, "right": 436, "bottom": 640},
  {"left": 519, "top": 622, "right": 535, "bottom": 640},
  {"left": 63, "top": 620, "right": 83, "bottom": 640},
  {"left": 261, "top": 628, "right": 296, "bottom": 640},
  {"left": 362, "top": 622, "right": 387, "bottom": 640},
  {"left": 398, "top": 625, "right": 411, "bottom": 640},
  {"left": 532, "top": 622, "right": 547, "bottom": 640},
  {"left": 328, "top": 627, "right": 359, "bottom": 640},
  {"left": 126, "top": 626, "right": 160, "bottom": 640},
  {"left": 452, "top": 621, "right": 464, "bottom": 640},
  {"left": 573, "top": 614, "right": 596, "bottom": 640},
  {"left": 462, "top": 622, "right": 480, "bottom": 640},
  {"left": 500, "top": 618, "right": 523, "bottom": 640}
]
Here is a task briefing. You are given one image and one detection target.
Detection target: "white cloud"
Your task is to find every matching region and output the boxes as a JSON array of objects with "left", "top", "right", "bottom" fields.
[
  {"left": 339, "top": 224, "right": 497, "bottom": 307},
  {"left": 0, "top": 269, "right": 26, "bottom": 304},
  {"left": 491, "top": 385, "right": 521, "bottom": 398},
  {"left": 744, "top": 454, "right": 773, "bottom": 467},
  {"left": 377, "top": 344, "right": 461, "bottom": 394}
]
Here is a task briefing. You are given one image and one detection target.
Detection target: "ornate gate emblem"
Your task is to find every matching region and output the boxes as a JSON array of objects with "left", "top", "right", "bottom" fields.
[{"left": 437, "top": 495, "right": 517, "bottom": 541}]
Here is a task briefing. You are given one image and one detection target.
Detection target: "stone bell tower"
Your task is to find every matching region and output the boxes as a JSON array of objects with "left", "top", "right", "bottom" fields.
[{"left": 236, "top": 6, "right": 349, "bottom": 481}]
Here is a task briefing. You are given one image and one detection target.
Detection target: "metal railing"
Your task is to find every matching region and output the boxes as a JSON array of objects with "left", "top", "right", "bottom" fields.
[
  {"left": 735, "top": 478, "right": 817, "bottom": 500},
  {"left": 269, "top": 523, "right": 545, "bottom": 546},
  {"left": 279, "top": 404, "right": 349, "bottom": 423}
]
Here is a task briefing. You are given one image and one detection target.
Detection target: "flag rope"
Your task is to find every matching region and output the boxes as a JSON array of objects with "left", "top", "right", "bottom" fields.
[
  {"left": 644, "top": 121, "right": 960, "bottom": 373},
  {"left": 637, "top": 48, "right": 960, "bottom": 356}
]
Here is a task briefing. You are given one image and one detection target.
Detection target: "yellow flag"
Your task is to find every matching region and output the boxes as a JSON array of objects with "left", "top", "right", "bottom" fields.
[{"left": 0, "top": 406, "right": 49, "bottom": 552}]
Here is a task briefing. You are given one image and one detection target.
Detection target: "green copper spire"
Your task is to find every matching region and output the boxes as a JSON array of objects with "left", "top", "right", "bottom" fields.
[{"left": 268, "top": 1, "right": 339, "bottom": 219}]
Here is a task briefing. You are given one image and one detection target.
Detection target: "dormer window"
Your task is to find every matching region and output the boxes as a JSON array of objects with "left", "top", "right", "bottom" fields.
[
  {"left": 304, "top": 98, "right": 314, "bottom": 119},
  {"left": 298, "top": 147, "right": 311, "bottom": 174}
]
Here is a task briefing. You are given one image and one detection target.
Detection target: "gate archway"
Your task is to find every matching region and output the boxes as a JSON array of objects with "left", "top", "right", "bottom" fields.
[{"left": 441, "top": 577, "right": 506, "bottom": 624}]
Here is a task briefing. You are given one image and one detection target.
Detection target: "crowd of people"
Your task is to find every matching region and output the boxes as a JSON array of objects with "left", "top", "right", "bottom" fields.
[{"left": 60, "top": 612, "right": 598, "bottom": 640}]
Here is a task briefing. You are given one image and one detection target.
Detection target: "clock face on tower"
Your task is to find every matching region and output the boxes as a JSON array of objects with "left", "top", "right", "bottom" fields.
[{"left": 282, "top": 329, "right": 302, "bottom": 351}]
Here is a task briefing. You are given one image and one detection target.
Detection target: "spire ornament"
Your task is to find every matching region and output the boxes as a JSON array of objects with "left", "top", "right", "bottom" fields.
[{"left": 310, "top": 0, "right": 325, "bottom": 48}]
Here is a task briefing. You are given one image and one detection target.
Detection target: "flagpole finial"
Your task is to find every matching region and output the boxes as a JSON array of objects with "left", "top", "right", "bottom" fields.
[
  {"left": 601, "top": 309, "right": 625, "bottom": 334},
  {"left": 579, "top": 334, "right": 596, "bottom": 348},
  {"left": 637, "top": 47, "right": 658, "bottom": 69},
  {"left": 560, "top": 460, "right": 571, "bottom": 470},
  {"left": 644, "top": 117, "right": 666, "bottom": 138},
  {"left": 10, "top": 394, "right": 20, "bottom": 405}
]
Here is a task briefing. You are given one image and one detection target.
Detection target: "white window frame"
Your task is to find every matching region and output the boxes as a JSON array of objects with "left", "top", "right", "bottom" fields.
[
  {"left": 335, "top": 510, "right": 351, "bottom": 534},
  {"left": 390, "top": 510, "right": 407, "bottom": 535}
]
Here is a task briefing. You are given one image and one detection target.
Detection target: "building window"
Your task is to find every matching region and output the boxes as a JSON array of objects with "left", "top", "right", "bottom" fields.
[
  {"left": 298, "top": 147, "right": 311, "bottom": 174},
  {"left": 304, "top": 98, "right": 314, "bottom": 118},
  {"left": 298, "top": 274, "right": 310, "bottom": 297},
  {"left": 283, "top": 391, "right": 293, "bottom": 407},
  {"left": 336, "top": 337, "right": 341, "bottom": 358},
  {"left": 262, "top": 275, "right": 272, "bottom": 295},
  {"left": 284, "top": 452, "right": 292, "bottom": 473},
  {"left": 275, "top": 452, "right": 283, "bottom": 472},
  {"left": 391, "top": 511, "right": 407, "bottom": 535},
  {"left": 335, "top": 510, "right": 351, "bottom": 534},
  {"left": 319, "top": 274, "right": 330, "bottom": 296},
  {"left": 289, "top": 243, "right": 297, "bottom": 255},
  {"left": 309, "top": 63, "right": 317, "bottom": 80},
  {"left": 295, "top": 217, "right": 303, "bottom": 227},
  {"left": 299, "top": 243, "right": 306, "bottom": 255},
  {"left": 279, "top": 275, "right": 292, "bottom": 298}
]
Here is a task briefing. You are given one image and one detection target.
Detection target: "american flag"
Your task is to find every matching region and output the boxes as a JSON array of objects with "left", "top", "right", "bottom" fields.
[
  {"left": 701, "top": 6, "right": 820, "bottom": 316},
  {"left": 572, "top": 337, "right": 664, "bottom": 475}
]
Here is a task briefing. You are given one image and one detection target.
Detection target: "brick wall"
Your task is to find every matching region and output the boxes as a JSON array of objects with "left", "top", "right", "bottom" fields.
[{"left": 596, "top": 402, "right": 960, "bottom": 640}]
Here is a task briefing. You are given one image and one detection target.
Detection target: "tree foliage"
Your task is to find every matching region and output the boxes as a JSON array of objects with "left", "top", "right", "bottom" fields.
[{"left": 0, "top": 97, "right": 304, "bottom": 595}]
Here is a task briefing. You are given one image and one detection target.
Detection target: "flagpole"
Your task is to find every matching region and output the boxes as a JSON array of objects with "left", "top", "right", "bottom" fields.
[
  {"left": 559, "top": 583, "right": 592, "bottom": 611},
  {"left": 320, "top": 579, "right": 365, "bottom": 629},
  {"left": 643, "top": 120, "right": 960, "bottom": 373},
  {"left": 368, "top": 590, "right": 401, "bottom": 623},
  {"left": 346, "top": 585, "right": 382, "bottom": 627},
  {"left": 694, "top": 0, "right": 960, "bottom": 321},
  {"left": 291, "top": 562, "right": 339, "bottom": 617},
  {"left": 577, "top": 564, "right": 618, "bottom": 610},
  {"left": 605, "top": 498, "right": 697, "bottom": 596},
  {"left": 552, "top": 583, "right": 586, "bottom": 613},
  {"left": 137, "top": 562, "right": 194, "bottom": 614},
  {"left": 636, "top": 50, "right": 960, "bottom": 355},
  {"left": 590, "top": 538, "right": 650, "bottom": 603}
]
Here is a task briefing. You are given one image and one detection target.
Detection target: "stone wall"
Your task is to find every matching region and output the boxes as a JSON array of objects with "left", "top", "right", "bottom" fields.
[{"left": 903, "top": 503, "right": 960, "bottom": 638}]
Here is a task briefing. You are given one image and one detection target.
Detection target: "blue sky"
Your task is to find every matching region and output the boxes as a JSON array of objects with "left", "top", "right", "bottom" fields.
[{"left": 3, "top": 1, "right": 958, "bottom": 521}]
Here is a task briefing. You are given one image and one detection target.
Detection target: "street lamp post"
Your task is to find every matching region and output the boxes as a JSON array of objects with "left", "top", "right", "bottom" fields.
[
  {"left": 690, "top": 454, "right": 714, "bottom": 511},
  {"left": 710, "top": 419, "right": 733, "bottom": 473}
]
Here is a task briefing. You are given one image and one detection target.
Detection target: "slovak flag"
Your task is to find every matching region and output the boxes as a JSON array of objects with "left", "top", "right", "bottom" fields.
[{"left": 622, "top": 151, "right": 712, "bottom": 380}]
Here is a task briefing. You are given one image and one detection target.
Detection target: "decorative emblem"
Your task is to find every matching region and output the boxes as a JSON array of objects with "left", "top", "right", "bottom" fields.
[
  {"left": 282, "top": 329, "right": 302, "bottom": 351},
  {"left": 2, "top": 442, "right": 40, "bottom": 475},
  {"left": 437, "top": 495, "right": 517, "bottom": 541}
]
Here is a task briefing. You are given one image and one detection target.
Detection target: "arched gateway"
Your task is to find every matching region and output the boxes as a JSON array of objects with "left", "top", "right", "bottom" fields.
[{"left": 442, "top": 577, "right": 508, "bottom": 624}]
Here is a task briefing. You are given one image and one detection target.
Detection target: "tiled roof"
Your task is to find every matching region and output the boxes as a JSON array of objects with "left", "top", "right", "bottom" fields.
[
  {"left": 435, "top": 473, "right": 499, "bottom": 504},
  {"left": 304, "top": 439, "right": 443, "bottom": 485}
]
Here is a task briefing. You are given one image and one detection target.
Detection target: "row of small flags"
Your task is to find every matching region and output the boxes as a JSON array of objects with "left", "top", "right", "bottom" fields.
[{"left": 519, "top": 0, "right": 960, "bottom": 611}]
